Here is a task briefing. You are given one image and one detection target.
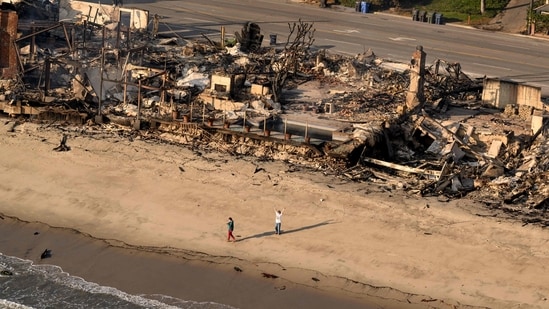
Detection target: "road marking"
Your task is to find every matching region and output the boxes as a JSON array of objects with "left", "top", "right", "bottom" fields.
[
  {"left": 324, "top": 39, "right": 362, "bottom": 47},
  {"left": 332, "top": 49, "right": 357, "bottom": 56},
  {"left": 388, "top": 37, "right": 416, "bottom": 41},
  {"left": 472, "top": 63, "right": 511, "bottom": 71},
  {"left": 182, "top": 17, "right": 214, "bottom": 23},
  {"left": 333, "top": 29, "right": 359, "bottom": 34}
]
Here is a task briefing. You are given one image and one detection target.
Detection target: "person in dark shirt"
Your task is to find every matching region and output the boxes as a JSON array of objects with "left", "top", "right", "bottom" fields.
[{"left": 227, "top": 217, "right": 236, "bottom": 242}]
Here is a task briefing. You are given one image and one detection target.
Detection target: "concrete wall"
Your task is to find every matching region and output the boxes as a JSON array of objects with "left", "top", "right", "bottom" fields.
[
  {"left": 517, "top": 84, "right": 542, "bottom": 109},
  {"left": 59, "top": 0, "right": 148, "bottom": 30},
  {"left": 482, "top": 79, "right": 500, "bottom": 108},
  {"left": 210, "top": 74, "right": 233, "bottom": 93},
  {"left": 499, "top": 81, "right": 517, "bottom": 108},
  {"left": 482, "top": 78, "right": 542, "bottom": 110},
  {"left": 60, "top": 0, "right": 117, "bottom": 25},
  {"left": 120, "top": 7, "right": 148, "bottom": 30},
  {"left": 199, "top": 93, "right": 245, "bottom": 111},
  {"left": 251, "top": 83, "right": 270, "bottom": 96}
]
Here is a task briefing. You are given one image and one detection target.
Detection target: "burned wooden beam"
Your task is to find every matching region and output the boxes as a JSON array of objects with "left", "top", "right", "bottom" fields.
[
  {"left": 53, "top": 135, "right": 70, "bottom": 152},
  {"left": 362, "top": 157, "right": 441, "bottom": 177},
  {"left": 61, "top": 22, "right": 73, "bottom": 52},
  {"left": 15, "top": 22, "right": 63, "bottom": 43}
]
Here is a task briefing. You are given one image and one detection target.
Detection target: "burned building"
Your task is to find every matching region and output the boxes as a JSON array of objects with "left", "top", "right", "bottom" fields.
[{"left": 1, "top": 0, "right": 549, "bottom": 226}]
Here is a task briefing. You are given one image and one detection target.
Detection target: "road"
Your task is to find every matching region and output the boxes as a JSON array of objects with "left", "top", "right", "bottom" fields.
[{"left": 122, "top": 0, "right": 549, "bottom": 96}]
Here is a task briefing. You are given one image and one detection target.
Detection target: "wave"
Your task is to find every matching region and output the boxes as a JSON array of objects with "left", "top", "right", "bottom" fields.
[
  {"left": 0, "top": 299, "right": 34, "bottom": 309},
  {"left": 0, "top": 253, "right": 236, "bottom": 309}
]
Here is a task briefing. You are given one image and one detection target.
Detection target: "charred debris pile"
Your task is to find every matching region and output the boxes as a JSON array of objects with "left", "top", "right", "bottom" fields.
[{"left": 1, "top": 2, "right": 548, "bottom": 225}]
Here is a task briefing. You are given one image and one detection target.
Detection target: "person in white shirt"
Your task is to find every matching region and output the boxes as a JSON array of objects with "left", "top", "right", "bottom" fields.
[{"left": 274, "top": 208, "right": 285, "bottom": 235}]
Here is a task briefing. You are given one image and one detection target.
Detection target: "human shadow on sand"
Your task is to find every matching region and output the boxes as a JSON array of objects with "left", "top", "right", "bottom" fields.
[{"left": 237, "top": 220, "right": 334, "bottom": 242}]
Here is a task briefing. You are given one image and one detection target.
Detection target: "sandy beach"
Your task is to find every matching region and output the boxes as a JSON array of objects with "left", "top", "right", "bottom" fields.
[{"left": 1, "top": 119, "right": 549, "bottom": 309}]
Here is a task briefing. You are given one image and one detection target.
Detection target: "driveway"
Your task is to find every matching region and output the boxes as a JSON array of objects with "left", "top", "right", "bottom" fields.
[{"left": 486, "top": 0, "right": 531, "bottom": 33}]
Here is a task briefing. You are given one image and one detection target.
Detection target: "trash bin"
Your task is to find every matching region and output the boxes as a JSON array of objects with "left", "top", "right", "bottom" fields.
[
  {"left": 427, "top": 12, "right": 435, "bottom": 24},
  {"left": 269, "top": 34, "right": 277, "bottom": 45},
  {"left": 435, "top": 13, "right": 443, "bottom": 25},
  {"left": 360, "top": 1, "right": 369, "bottom": 13},
  {"left": 412, "top": 9, "right": 418, "bottom": 21}
]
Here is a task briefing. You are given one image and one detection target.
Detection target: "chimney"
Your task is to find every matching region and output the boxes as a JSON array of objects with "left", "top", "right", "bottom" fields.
[{"left": 0, "top": 10, "right": 19, "bottom": 79}]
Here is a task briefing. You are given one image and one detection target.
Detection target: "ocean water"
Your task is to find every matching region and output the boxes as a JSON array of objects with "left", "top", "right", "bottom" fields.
[{"left": 0, "top": 254, "right": 236, "bottom": 309}]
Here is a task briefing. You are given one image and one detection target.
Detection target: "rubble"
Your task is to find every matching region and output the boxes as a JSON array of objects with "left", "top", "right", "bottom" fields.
[
  {"left": 1, "top": 0, "right": 549, "bottom": 227},
  {"left": 52, "top": 134, "right": 70, "bottom": 151}
]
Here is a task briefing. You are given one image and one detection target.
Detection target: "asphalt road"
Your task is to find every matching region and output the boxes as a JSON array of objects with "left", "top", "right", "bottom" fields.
[{"left": 121, "top": 0, "right": 549, "bottom": 96}]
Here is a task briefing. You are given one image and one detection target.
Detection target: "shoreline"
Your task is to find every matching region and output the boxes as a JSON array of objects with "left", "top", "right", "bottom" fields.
[
  {"left": 1, "top": 120, "right": 549, "bottom": 308},
  {"left": 0, "top": 215, "right": 387, "bottom": 309}
]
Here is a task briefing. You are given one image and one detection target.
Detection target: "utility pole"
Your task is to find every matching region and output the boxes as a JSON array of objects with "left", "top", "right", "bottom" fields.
[{"left": 529, "top": 0, "right": 534, "bottom": 35}]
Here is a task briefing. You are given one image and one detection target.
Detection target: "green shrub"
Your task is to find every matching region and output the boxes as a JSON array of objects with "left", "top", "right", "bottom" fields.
[
  {"left": 337, "top": 0, "right": 510, "bottom": 23},
  {"left": 533, "top": 12, "right": 549, "bottom": 34},
  {"left": 339, "top": 0, "right": 385, "bottom": 9},
  {"left": 339, "top": 0, "right": 357, "bottom": 7}
]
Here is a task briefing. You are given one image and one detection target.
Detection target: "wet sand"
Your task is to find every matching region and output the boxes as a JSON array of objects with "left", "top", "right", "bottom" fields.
[
  {"left": 1, "top": 120, "right": 549, "bottom": 309},
  {"left": 0, "top": 216, "right": 388, "bottom": 309}
]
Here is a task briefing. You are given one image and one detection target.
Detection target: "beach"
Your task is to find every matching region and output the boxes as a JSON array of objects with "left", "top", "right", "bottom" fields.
[
  {"left": 1, "top": 119, "right": 549, "bottom": 309},
  {"left": 0, "top": 216, "right": 377, "bottom": 309}
]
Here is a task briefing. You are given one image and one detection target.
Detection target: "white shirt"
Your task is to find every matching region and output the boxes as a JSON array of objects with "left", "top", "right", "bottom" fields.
[{"left": 275, "top": 212, "right": 282, "bottom": 223}]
